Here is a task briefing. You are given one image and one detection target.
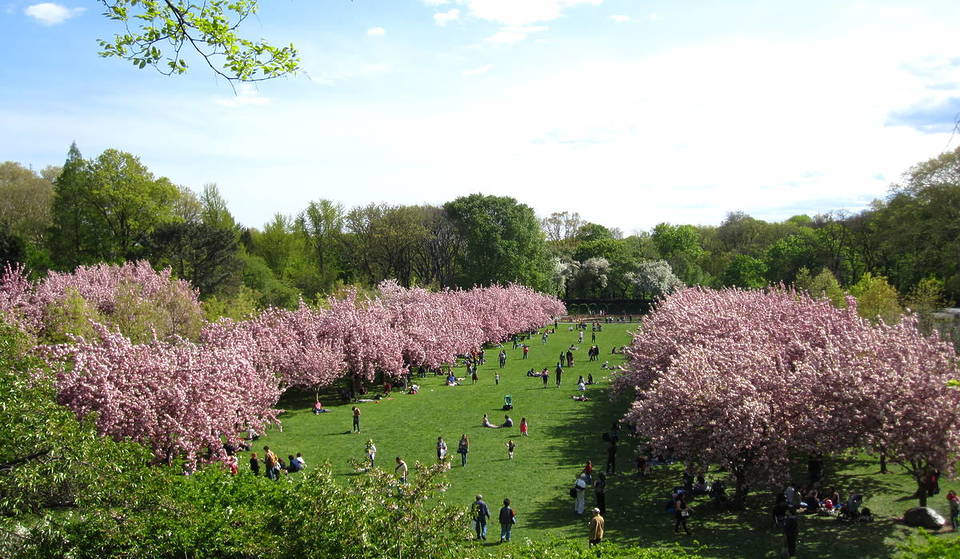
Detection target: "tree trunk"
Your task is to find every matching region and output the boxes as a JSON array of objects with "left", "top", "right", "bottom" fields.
[
  {"left": 918, "top": 480, "right": 929, "bottom": 507},
  {"left": 879, "top": 449, "right": 887, "bottom": 474}
]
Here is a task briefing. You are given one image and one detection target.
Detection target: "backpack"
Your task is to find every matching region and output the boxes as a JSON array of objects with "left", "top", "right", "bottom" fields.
[{"left": 569, "top": 487, "right": 578, "bottom": 498}]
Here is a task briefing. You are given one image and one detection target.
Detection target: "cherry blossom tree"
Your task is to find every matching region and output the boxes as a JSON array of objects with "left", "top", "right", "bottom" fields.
[
  {"left": 618, "top": 286, "right": 960, "bottom": 506},
  {"left": 1, "top": 261, "right": 564, "bottom": 468},
  {"left": 44, "top": 323, "right": 280, "bottom": 469},
  {"left": 0, "top": 261, "right": 204, "bottom": 342}
]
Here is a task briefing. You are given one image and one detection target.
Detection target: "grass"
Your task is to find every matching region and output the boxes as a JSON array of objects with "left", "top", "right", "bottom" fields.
[{"left": 250, "top": 322, "right": 959, "bottom": 558}]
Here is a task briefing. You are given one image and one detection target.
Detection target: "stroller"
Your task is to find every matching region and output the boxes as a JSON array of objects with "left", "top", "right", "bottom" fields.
[{"left": 503, "top": 395, "right": 513, "bottom": 410}]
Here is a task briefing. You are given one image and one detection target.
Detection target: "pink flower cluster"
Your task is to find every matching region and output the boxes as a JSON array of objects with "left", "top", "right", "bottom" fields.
[
  {"left": 617, "top": 287, "right": 960, "bottom": 489},
  {"left": 203, "top": 280, "right": 566, "bottom": 390},
  {"left": 43, "top": 323, "right": 280, "bottom": 469},
  {"left": 0, "top": 261, "right": 202, "bottom": 340},
  {"left": 6, "top": 260, "right": 563, "bottom": 469}
]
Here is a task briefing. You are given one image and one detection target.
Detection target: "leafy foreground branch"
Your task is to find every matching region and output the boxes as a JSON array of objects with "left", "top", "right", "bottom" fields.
[{"left": 97, "top": 0, "right": 299, "bottom": 82}]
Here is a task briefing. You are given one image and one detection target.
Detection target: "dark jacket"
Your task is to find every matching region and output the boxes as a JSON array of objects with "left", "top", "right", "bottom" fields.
[
  {"left": 499, "top": 505, "right": 514, "bottom": 525},
  {"left": 474, "top": 500, "right": 490, "bottom": 523}
]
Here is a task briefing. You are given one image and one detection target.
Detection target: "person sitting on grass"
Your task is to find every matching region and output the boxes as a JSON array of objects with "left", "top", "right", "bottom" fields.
[
  {"left": 502, "top": 415, "right": 514, "bottom": 428},
  {"left": 482, "top": 414, "right": 499, "bottom": 428},
  {"left": 313, "top": 400, "right": 330, "bottom": 414},
  {"left": 572, "top": 394, "right": 590, "bottom": 401}
]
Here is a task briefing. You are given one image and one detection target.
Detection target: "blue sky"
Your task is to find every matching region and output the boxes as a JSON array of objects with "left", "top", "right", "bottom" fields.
[{"left": 2, "top": 0, "right": 959, "bottom": 233}]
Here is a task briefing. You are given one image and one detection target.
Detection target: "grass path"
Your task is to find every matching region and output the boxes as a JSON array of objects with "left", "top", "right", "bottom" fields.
[{"left": 250, "top": 322, "right": 959, "bottom": 558}]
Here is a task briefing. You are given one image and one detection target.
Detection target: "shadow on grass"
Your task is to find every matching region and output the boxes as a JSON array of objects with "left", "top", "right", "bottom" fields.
[{"left": 524, "top": 380, "right": 910, "bottom": 558}]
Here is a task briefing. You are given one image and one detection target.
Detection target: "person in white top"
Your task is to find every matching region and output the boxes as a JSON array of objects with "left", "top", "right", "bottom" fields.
[
  {"left": 437, "top": 436, "right": 448, "bottom": 462},
  {"left": 574, "top": 474, "right": 588, "bottom": 515}
]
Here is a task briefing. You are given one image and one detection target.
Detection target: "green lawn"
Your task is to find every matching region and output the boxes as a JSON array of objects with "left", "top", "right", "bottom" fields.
[{"left": 250, "top": 322, "right": 958, "bottom": 558}]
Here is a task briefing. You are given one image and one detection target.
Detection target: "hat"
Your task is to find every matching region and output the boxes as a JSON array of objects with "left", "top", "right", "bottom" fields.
[{"left": 592, "top": 508, "right": 601, "bottom": 513}]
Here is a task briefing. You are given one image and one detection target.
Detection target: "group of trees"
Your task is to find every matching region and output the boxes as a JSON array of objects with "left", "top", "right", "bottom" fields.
[
  {"left": 0, "top": 261, "right": 563, "bottom": 467},
  {"left": 3, "top": 145, "right": 958, "bottom": 322},
  {"left": 544, "top": 147, "right": 960, "bottom": 312},
  {"left": 614, "top": 287, "right": 960, "bottom": 507},
  {"left": 1, "top": 146, "right": 556, "bottom": 314}
]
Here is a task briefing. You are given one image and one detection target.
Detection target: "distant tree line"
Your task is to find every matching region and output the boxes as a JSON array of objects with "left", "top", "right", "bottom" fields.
[{"left": 2, "top": 144, "right": 957, "bottom": 322}]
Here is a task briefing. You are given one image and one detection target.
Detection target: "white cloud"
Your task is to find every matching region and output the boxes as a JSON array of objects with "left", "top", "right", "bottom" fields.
[
  {"left": 609, "top": 14, "right": 631, "bottom": 23},
  {"left": 463, "top": 0, "right": 602, "bottom": 26},
  {"left": 484, "top": 25, "right": 548, "bottom": 45},
  {"left": 24, "top": 2, "right": 83, "bottom": 25},
  {"left": 366, "top": 27, "right": 385, "bottom": 37},
  {"left": 462, "top": 64, "right": 493, "bottom": 76},
  {"left": 648, "top": 12, "right": 660, "bottom": 21},
  {"left": 434, "top": 8, "right": 460, "bottom": 26},
  {"left": 214, "top": 84, "right": 269, "bottom": 108},
  {"left": 422, "top": 0, "right": 448, "bottom": 5},
  {"left": 311, "top": 63, "right": 389, "bottom": 86}
]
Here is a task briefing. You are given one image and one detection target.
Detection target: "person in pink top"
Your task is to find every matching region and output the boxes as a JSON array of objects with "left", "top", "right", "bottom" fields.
[{"left": 519, "top": 417, "right": 529, "bottom": 436}]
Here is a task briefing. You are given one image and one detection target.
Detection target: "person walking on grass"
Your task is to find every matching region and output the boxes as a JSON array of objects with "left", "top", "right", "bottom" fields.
[
  {"left": 499, "top": 498, "right": 516, "bottom": 543},
  {"left": 365, "top": 439, "right": 377, "bottom": 468},
  {"left": 574, "top": 474, "right": 588, "bottom": 515},
  {"left": 594, "top": 473, "right": 607, "bottom": 516},
  {"left": 395, "top": 456, "right": 408, "bottom": 483},
  {"left": 555, "top": 364, "right": 563, "bottom": 387},
  {"left": 352, "top": 406, "right": 361, "bottom": 433},
  {"left": 473, "top": 494, "right": 490, "bottom": 541},
  {"left": 263, "top": 446, "right": 281, "bottom": 480},
  {"left": 588, "top": 507, "right": 605, "bottom": 547},
  {"left": 458, "top": 434, "right": 470, "bottom": 466},
  {"left": 506, "top": 439, "right": 516, "bottom": 459},
  {"left": 542, "top": 370, "right": 549, "bottom": 388},
  {"left": 519, "top": 417, "right": 528, "bottom": 436},
  {"left": 948, "top": 490, "right": 960, "bottom": 531},
  {"left": 783, "top": 507, "right": 799, "bottom": 557},
  {"left": 674, "top": 492, "right": 691, "bottom": 534},
  {"left": 437, "top": 436, "right": 448, "bottom": 462},
  {"left": 495, "top": 373, "right": 500, "bottom": 385}
]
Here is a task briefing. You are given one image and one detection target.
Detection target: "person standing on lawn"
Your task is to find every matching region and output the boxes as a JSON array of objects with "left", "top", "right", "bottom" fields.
[
  {"left": 948, "top": 490, "right": 960, "bottom": 531},
  {"left": 473, "top": 494, "right": 490, "bottom": 541},
  {"left": 458, "top": 434, "right": 469, "bottom": 467},
  {"left": 588, "top": 507, "right": 605, "bottom": 547},
  {"left": 352, "top": 406, "right": 361, "bottom": 433},
  {"left": 674, "top": 492, "right": 691, "bottom": 535},
  {"left": 437, "top": 436, "right": 448, "bottom": 462},
  {"left": 499, "top": 498, "right": 516, "bottom": 543},
  {"left": 574, "top": 474, "right": 588, "bottom": 515},
  {"left": 395, "top": 456, "right": 408, "bottom": 483},
  {"left": 263, "top": 446, "right": 280, "bottom": 481},
  {"left": 783, "top": 508, "right": 799, "bottom": 557},
  {"left": 249, "top": 452, "right": 261, "bottom": 476},
  {"left": 594, "top": 473, "right": 607, "bottom": 515}
]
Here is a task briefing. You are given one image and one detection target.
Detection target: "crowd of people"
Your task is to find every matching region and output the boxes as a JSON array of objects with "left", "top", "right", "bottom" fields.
[
  {"left": 248, "top": 445, "right": 307, "bottom": 480},
  {"left": 244, "top": 318, "right": 634, "bottom": 548}
]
